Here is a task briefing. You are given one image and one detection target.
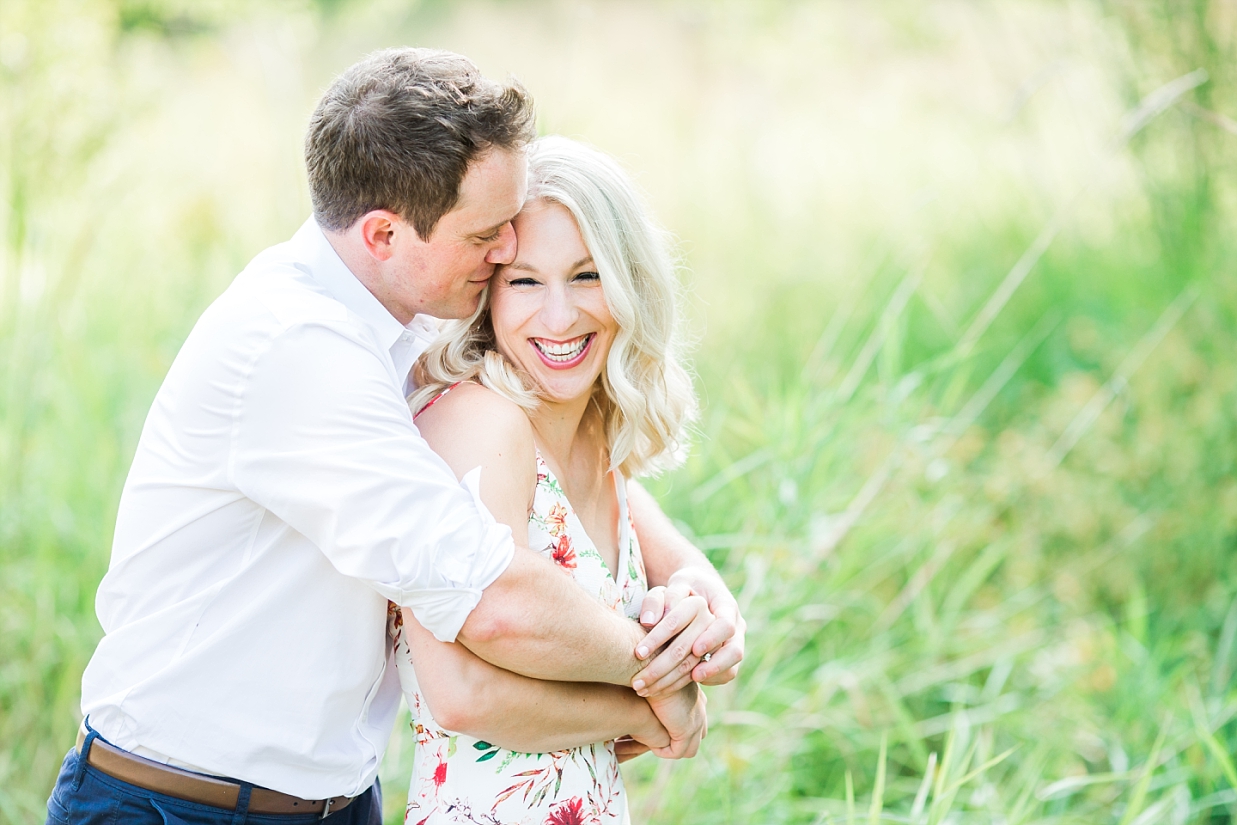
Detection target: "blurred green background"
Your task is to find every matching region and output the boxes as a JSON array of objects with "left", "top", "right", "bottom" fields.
[{"left": 3, "top": 0, "right": 1237, "bottom": 822}]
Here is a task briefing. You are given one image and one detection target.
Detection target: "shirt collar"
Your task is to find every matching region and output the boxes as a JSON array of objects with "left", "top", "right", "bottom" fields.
[{"left": 293, "top": 217, "right": 409, "bottom": 354}]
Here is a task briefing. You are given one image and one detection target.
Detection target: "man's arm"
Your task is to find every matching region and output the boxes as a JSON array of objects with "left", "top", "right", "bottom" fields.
[
  {"left": 457, "top": 546, "right": 648, "bottom": 684},
  {"left": 401, "top": 607, "right": 665, "bottom": 753},
  {"left": 232, "top": 324, "right": 659, "bottom": 684}
]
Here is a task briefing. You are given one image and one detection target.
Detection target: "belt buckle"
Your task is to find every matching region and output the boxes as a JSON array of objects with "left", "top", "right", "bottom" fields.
[{"left": 320, "top": 797, "right": 333, "bottom": 820}]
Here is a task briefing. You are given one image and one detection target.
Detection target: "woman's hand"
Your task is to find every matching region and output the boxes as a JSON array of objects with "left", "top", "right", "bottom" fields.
[
  {"left": 644, "top": 682, "right": 707, "bottom": 759},
  {"left": 665, "top": 568, "right": 746, "bottom": 685},
  {"left": 632, "top": 593, "right": 714, "bottom": 699},
  {"left": 638, "top": 573, "right": 746, "bottom": 689}
]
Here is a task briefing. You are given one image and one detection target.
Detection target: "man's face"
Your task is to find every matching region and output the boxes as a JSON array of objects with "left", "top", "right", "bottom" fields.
[{"left": 387, "top": 147, "right": 527, "bottom": 321}]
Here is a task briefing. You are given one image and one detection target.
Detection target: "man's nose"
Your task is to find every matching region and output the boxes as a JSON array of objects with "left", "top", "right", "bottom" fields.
[{"left": 485, "top": 222, "right": 517, "bottom": 265}]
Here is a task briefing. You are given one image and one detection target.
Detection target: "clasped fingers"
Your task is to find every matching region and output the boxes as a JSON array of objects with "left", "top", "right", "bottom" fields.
[{"left": 632, "top": 595, "right": 713, "bottom": 696}]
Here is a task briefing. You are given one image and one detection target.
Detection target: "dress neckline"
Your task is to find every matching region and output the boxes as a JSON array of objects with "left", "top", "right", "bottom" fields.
[{"left": 534, "top": 448, "right": 629, "bottom": 586}]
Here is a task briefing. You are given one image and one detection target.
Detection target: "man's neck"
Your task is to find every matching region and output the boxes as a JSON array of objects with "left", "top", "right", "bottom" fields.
[{"left": 321, "top": 226, "right": 414, "bottom": 326}]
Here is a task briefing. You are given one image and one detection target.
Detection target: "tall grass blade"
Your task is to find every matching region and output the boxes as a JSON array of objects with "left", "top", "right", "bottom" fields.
[
  {"left": 930, "top": 735, "right": 979, "bottom": 825},
  {"left": 1037, "top": 772, "right": 1128, "bottom": 801},
  {"left": 1212, "top": 597, "right": 1237, "bottom": 696},
  {"left": 1194, "top": 722, "right": 1237, "bottom": 791},
  {"left": 1179, "top": 99, "right": 1237, "bottom": 136},
  {"left": 910, "top": 752, "right": 937, "bottom": 823},
  {"left": 1116, "top": 69, "right": 1208, "bottom": 145},
  {"left": 837, "top": 260, "right": 927, "bottom": 404},
  {"left": 1117, "top": 715, "right": 1171, "bottom": 825},
  {"left": 938, "top": 311, "right": 1058, "bottom": 446},
  {"left": 1128, "top": 796, "right": 1174, "bottom": 825},
  {"left": 869, "top": 733, "right": 887, "bottom": 825},
  {"left": 955, "top": 197, "right": 1078, "bottom": 359},
  {"left": 689, "top": 447, "right": 772, "bottom": 505},
  {"left": 846, "top": 769, "right": 856, "bottom": 825},
  {"left": 811, "top": 447, "right": 899, "bottom": 561},
  {"left": 1045, "top": 285, "right": 1198, "bottom": 468},
  {"left": 942, "top": 747, "right": 1017, "bottom": 795}
]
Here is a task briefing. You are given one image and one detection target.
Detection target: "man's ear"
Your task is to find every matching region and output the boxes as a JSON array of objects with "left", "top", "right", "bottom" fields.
[{"left": 357, "top": 210, "right": 405, "bottom": 262}]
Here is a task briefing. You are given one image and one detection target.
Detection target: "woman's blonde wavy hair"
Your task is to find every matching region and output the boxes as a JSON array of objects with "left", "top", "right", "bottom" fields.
[{"left": 408, "top": 136, "right": 696, "bottom": 478}]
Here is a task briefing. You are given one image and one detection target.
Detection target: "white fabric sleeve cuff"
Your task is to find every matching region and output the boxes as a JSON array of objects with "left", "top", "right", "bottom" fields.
[{"left": 400, "top": 467, "right": 515, "bottom": 642}]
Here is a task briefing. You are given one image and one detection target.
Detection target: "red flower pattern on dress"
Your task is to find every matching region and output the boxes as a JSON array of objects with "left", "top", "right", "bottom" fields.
[
  {"left": 545, "top": 797, "right": 587, "bottom": 825},
  {"left": 432, "top": 758, "right": 448, "bottom": 788},
  {"left": 551, "top": 533, "right": 577, "bottom": 569}
]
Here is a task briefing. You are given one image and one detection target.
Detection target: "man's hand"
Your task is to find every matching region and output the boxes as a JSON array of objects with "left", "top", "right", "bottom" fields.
[
  {"left": 637, "top": 571, "right": 746, "bottom": 690},
  {"left": 613, "top": 736, "right": 652, "bottom": 763},
  {"left": 632, "top": 593, "right": 714, "bottom": 698},
  {"left": 644, "top": 682, "right": 707, "bottom": 759},
  {"left": 624, "top": 700, "right": 671, "bottom": 758}
]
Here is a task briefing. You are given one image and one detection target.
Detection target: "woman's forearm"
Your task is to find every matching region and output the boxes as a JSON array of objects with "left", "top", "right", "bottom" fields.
[
  {"left": 628, "top": 480, "right": 726, "bottom": 591},
  {"left": 628, "top": 480, "right": 746, "bottom": 685},
  {"left": 404, "top": 608, "right": 667, "bottom": 754}
]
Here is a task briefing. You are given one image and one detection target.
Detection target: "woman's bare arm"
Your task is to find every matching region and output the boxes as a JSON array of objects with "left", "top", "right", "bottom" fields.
[{"left": 627, "top": 480, "right": 746, "bottom": 690}]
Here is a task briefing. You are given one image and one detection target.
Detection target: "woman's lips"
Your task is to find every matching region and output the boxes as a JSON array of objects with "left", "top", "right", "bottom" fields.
[{"left": 530, "top": 334, "right": 594, "bottom": 369}]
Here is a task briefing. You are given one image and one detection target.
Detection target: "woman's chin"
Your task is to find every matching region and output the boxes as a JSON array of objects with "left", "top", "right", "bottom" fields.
[{"left": 527, "top": 371, "right": 603, "bottom": 408}]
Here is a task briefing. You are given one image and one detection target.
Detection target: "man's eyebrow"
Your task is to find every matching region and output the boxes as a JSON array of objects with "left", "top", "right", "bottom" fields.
[
  {"left": 472, "top": 222, "right": 506, "bottom": 238},
  {"left": 473, "top": 214, "right": 518, "bottom": 238}
]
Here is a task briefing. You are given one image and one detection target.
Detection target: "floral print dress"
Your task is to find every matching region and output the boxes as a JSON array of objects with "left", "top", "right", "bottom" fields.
[{"left": 392, "top": 450, "right": 648, "bottom": 825}]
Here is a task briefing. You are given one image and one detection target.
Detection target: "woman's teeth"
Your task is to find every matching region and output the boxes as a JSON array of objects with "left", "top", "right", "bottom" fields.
[{"left": 533, "top": 335, "right": 591, "bottom": 362}]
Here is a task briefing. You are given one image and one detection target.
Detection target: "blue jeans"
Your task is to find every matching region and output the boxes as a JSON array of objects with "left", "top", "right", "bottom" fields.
[{"left": 45, "top": 728, "right": 383, "bottom": 825}]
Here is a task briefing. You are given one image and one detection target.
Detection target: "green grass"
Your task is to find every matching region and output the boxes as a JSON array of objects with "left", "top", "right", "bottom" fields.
[{"left": 3, "top": 1, "right": 1237, "bottom": 823}]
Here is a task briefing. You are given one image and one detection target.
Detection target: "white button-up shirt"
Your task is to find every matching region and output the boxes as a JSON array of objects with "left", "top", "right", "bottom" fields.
[{"left": 80, "top": 218, "right": 514, "bottom": 799}]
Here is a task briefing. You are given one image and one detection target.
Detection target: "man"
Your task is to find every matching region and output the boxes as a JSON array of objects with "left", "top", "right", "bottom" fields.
[{"left": 46, "top": 48, "right": 743, "bottom": 824}]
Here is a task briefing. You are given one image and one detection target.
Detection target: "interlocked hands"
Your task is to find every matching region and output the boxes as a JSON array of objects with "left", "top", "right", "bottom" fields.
[{"left": 620, "top": 570, "right": 747, "bottom": 761}]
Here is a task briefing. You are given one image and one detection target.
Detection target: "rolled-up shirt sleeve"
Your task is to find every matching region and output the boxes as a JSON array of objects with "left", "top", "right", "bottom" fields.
[{"left": 229, "top": 319, "right": 514, "bottom": 642}]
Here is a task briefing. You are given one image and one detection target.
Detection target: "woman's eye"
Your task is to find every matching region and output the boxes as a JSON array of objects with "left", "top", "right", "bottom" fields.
[
  {"left": 508, "top": 277, "right": 540, "bottom": 287},
  {"left": 574, "top": 271, "right": 601, "bottom": 283}
]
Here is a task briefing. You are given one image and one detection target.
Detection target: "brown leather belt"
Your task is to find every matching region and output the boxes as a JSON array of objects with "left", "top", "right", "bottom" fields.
[{"left": 76, "top": 724, "right": 355, "bottom": 817}]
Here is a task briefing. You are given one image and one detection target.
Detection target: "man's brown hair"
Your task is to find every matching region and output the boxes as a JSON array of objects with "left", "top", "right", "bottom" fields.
[{"left": 305, "top": 48, "right": 536, "bottom": 238}]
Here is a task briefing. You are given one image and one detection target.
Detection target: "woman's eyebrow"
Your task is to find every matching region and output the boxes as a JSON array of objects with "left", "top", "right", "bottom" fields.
[{"left": 506, "top": 256, "right": 593, "bottom": 273}]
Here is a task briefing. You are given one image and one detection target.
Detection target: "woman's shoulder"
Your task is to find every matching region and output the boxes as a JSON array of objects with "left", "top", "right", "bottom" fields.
[
  {"left": 417, "top": 381, "right": 532, "bottom": 433},
  {"left": 414, "top": 382, "right": 537, "bottom": 477}
]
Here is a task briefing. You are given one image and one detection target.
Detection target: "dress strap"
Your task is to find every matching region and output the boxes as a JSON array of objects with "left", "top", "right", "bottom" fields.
[{"left": 413, "top": 381, "right": 463, "bottom": 420}]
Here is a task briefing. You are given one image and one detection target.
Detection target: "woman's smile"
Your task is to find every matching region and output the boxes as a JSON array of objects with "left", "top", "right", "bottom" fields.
[{"left": 530, "top": 333, "right": 595, "bottom": 368}]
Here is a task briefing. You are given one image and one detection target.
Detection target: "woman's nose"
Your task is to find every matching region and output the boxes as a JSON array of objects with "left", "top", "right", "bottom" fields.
[{"left": 540, "top": 285, "right": 579, "bottom": 333}]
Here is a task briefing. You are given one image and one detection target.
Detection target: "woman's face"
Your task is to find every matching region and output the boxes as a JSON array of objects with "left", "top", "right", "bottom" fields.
[{"left": 489, "top": 200, "right": 619, "bottom": 407}]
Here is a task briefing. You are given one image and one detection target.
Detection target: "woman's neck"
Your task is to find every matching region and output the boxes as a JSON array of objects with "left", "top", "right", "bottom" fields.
[{"left": 529, "top": 393, "right": 595, "bottom": 470}]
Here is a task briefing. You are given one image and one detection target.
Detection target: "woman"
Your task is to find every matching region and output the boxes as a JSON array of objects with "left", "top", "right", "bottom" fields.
[{"left": 392, "top": 136, "right": 732, "bottom": 824}]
